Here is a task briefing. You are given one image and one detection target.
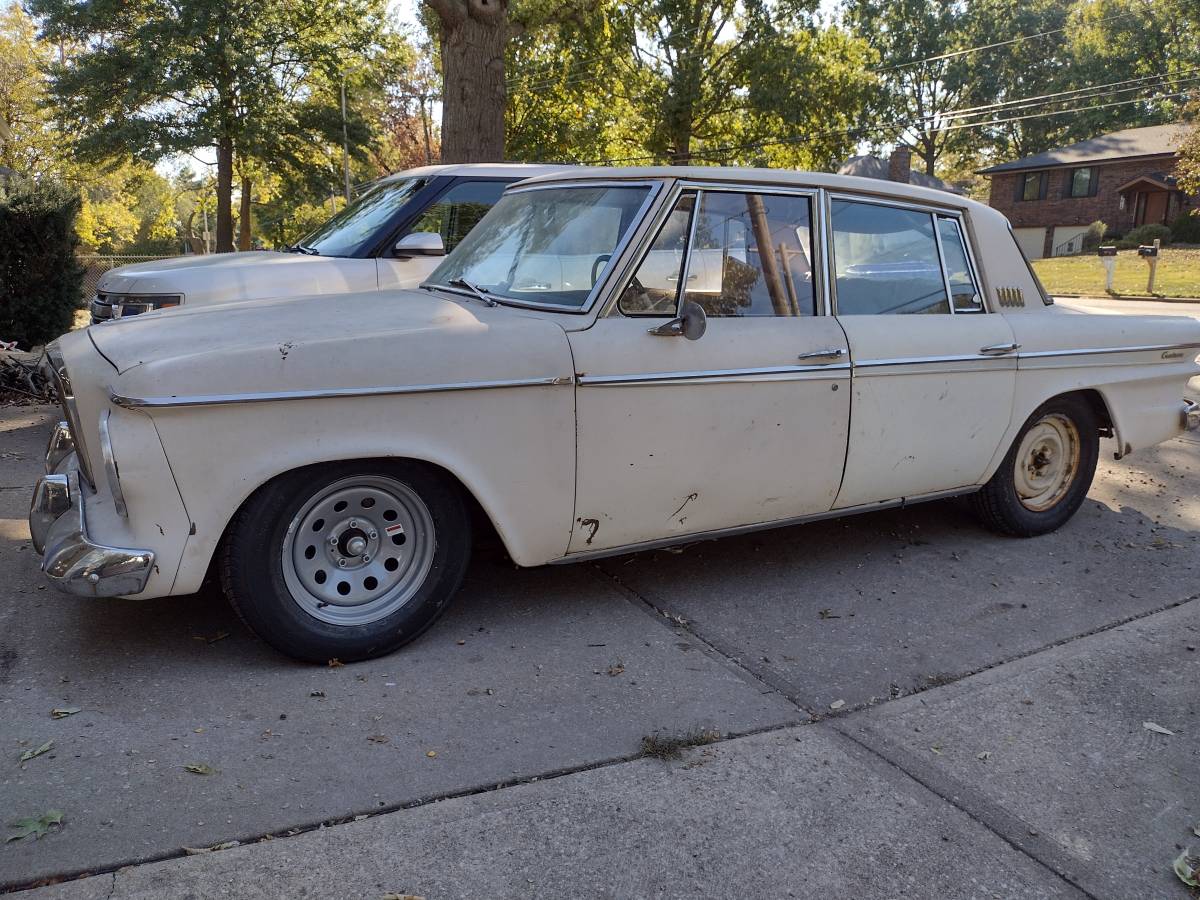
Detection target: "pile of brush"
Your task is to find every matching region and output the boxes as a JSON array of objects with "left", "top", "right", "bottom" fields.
[{"left": 0, "top": 350, "right": 57, "bottom": 404}]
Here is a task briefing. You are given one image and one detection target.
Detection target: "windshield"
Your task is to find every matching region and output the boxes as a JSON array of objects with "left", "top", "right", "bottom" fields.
[
  {"left": 425, "top": 185, "right": 653, "bottom": 309},
  {"left": 298, "top": 177, "right": 428, "bottom": 257}
]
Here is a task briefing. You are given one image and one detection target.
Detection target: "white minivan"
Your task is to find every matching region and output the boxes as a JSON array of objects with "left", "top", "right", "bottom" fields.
[{"left": 90, "top": 163, "right": 568, "bottom": 322}]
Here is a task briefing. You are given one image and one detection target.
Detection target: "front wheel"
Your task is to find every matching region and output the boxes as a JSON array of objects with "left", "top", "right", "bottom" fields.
[
  {"left": 972, "top": 395, "right": 1099, "bottom": 537},
  {"left": 220, "top": 461, "right": 471, "bottom": 662}
]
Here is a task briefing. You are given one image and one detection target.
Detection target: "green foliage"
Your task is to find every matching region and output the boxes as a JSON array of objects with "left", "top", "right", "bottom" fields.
[
  {"left": 1118, "top": 223, "right": 1172, "bottom": 248},
  {"left": 1170, "top": 211, "right": 1200, "bottom": 244},
  {"left": 0, "top": 178, "right": 83, "bottom": 349},
  {"left": 1082, "top": 220, "right": 1108, "bottom": 250}
]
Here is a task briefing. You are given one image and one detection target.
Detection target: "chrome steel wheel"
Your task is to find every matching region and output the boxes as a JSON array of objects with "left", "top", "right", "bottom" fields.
[
  {"left": 281, "top": 475, "right": 437, "bottom": 626},
  {"left": 1013, "top": 413, "right": 1080, "bottom": 512}
]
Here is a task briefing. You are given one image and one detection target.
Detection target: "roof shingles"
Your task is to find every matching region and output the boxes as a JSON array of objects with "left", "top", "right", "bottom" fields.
[{"left": 978, "top": 123, "right": 1192, "bottom": 174}]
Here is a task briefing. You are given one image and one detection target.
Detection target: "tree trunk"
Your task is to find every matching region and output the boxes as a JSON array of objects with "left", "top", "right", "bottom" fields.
[
  {"left": 215, "top": 137, "right": 235, "bottom": 253},
  {"left": 238, "top": 177, "right": 253, "bottom": 251},
  {"left": 435, "top": 2, "right": 508, "bottom": 162}
]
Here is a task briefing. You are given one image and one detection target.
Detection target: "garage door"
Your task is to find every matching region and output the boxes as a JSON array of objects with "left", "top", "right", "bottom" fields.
[{"left": 1012, "top": 227, "right": 1047, "bottom": 260}]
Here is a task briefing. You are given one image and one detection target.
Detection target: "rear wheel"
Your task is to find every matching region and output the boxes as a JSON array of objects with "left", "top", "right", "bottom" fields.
[
  {"left": 220, "top": 461, "right": 470, "bottom": 662},
  {"left": 973, "top": 395, "right": 1099, "bottom": 537}
]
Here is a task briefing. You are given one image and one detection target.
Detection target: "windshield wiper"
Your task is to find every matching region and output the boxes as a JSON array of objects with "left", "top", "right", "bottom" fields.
[
  {"left": 288, "top": 244, "right": 319, "bottom": 255},
  {"left": 445, "top": 277, "right": 498, "bottom": 307}
]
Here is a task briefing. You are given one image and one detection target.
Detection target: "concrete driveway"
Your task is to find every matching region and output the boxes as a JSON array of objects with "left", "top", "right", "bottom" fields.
[{"left": 3, "top": 366, "right": 1199, "bottom": 897}]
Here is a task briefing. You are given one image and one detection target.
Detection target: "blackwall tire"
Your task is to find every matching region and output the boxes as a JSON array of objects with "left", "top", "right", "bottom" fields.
[
  {"left": 220, "top": 460, "right": 471, "bottom": 663},
  {"left": 972, "top": 395, "right": 1099, "bottom": 537}
]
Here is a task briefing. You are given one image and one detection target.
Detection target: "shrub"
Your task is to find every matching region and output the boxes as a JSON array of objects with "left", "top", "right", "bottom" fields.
[
  {"left": 1121, "top": 223, "right": 1172, "bottom": 247},
  {"left": 1081, "top": 220, "right": 1107, "bottom": 250},
  {"left": 0, "top": 178, "right": 84, "bottom": 350},
  {"left": 1170, "top": 210, "right": 1200, "bottom": 244}
]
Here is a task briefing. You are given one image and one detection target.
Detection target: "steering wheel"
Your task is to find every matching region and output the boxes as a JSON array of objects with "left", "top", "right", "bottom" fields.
[{"left": 591, "top": 254, "right": 612, "bottom": 287}]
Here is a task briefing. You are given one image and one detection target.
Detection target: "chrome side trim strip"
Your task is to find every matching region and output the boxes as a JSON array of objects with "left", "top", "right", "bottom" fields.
[
  {"left": 552, "top": 486, "right": 980, "bottom": 564},
  {"left": 110, "top": 376, "right": 575, "bottom": 409},
  {"left": 578, "top": 364, "right": 851, "bottom": 387},
  {"left": 1018, "top": 342, "right": 1200, "bottom": 359}
]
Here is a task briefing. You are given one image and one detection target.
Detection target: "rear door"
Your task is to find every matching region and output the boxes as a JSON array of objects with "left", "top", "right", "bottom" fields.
[{"left": 830, "top": 196, "right": 1017, "bottom": 509}]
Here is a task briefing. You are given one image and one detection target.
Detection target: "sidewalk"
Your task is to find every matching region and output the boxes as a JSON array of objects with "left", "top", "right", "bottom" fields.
[{"left": 22, "top": 601, "right": 1198, "bottom": 900}]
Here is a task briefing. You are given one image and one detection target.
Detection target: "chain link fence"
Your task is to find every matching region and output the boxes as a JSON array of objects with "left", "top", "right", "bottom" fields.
[{"left": 77, "top": 254, "right": 178, "bottom": 299}]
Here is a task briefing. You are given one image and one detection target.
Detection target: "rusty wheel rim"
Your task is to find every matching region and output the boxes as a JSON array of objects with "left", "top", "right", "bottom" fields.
[{"left": 1013, "top": 413, "right": 1081, "bottom": 513}]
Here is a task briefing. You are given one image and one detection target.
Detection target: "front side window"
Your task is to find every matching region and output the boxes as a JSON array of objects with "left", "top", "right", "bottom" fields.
[
  {"left": 1068, "top": 167, "right": 1094, "bottom": 198},
  {"left": 426, "top": 185, "right": 652, "bottom": 309},
  {"left": 937, "top": 216, "right": 983, "bottom": 312},
  {"left": 299, "top": 177, "right": 429, "bottom": 257},
  {"left": 831, "top": 200, "right": 950, "bottom": 316},
  {"left": 1021, "top": 172, "right": 1043, "bottom": 201},
  {"left": 620, "top": 190, "right": 815, "bottom": 318},
  {"left": 404, "top": 180, "right": 509, "bottom": 254}
]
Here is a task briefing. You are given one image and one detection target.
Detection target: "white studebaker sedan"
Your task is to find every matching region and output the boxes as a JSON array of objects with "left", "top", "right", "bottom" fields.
[{"left": 31, "top": 168, "right": 1200, "bottom": 662}]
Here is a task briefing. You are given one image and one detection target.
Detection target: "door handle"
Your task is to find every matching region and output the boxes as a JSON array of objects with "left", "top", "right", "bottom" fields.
[
  {"left": 797, "top": 348, "right": 846, "bottom": 362},
  {"left": 979, "top": 342, "right": 1021, "bottom": 356}
]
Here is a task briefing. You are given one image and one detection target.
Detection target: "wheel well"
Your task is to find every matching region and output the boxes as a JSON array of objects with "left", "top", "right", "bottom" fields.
[
  {"left": 213, "top": 457, "right": 508, "bottom": 570},
  {"left": 1065, "top": 388, "right": 1115, "bottom": 438}
]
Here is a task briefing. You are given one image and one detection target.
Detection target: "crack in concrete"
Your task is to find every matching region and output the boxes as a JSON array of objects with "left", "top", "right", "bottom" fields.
[
  {"left": 590, "top": 563, "right": 819, "bottom": 717},
  {"left": 832, "top": 725, "right": 1100, "bottom": 900}
]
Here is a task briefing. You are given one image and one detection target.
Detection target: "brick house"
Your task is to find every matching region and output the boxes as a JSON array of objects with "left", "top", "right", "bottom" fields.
[{"left": 978, "top": 123, "right": 1195, "bottom": 259}]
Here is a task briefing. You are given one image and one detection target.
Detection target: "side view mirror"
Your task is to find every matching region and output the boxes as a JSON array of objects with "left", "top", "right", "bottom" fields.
[
  {"left": 647, "top": 300, "right": 707, "bottom": 341},
  {"left": 394, "top": 232, "right": 445, "bottom": 258}
]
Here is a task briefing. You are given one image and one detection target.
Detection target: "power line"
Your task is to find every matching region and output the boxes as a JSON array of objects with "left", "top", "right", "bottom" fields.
[
  {"left": 879, "top": 9, "right": 1145, "bottom": 72},
  {"left": 584, "top": 83, "right": 1196, "bottom": 165}
]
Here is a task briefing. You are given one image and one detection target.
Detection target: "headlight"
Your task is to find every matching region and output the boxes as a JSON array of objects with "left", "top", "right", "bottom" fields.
[
  {"left": 45, "top": 345, "right": 96, "bottom": 488},
  {"left": 111, "top": 294, "right": 183, "bottom": 318}
]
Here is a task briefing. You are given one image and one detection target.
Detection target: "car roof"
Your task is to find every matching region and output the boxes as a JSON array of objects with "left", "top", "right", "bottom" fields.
[
  {"left": 514, "top": 166, "right": 982, "bottom": 212},
  {"left": 375, "top": 163, "right": 576, "bottom": 184}
]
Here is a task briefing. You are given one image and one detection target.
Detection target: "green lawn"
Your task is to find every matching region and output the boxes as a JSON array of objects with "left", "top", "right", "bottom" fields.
[{"left": 1032, "top": 248, "right": 1200, "bottom": 299}]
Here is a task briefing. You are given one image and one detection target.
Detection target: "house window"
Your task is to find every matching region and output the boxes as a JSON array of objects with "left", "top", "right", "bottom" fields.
[
  {"left": 1067, "top": 167, "right": 1095, "bottom": 198},
  {"left": 1020, "top": 172, "right": 1045, "bottom": 201}
]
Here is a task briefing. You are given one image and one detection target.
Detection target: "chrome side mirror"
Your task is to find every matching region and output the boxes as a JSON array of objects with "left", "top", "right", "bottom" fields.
[
  {"left": 394, "top": 232, "right": 445, "bottom": 258},
  {"left": 648, "top": 300, "right": 707, "bottom": 340}
]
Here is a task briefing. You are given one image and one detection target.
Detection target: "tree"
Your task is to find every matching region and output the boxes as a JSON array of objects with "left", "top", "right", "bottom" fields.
[
  {"left": 0, "top": 5, "right": 65, "bottom": 178},
  {"left": 843, "top": 0, "right": 969, "bottom": 175},
  {"left": 32, "top": 0, "right": 387, "bottom": 252}
]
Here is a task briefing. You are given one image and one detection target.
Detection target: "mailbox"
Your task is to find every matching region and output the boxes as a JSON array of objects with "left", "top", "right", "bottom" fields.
[
  {"left": 1097, "top": 245, "right": 1118, "bottom": 257},
  {"left": 1138, "top": 244, "right": 1158, "bottom": 257}
]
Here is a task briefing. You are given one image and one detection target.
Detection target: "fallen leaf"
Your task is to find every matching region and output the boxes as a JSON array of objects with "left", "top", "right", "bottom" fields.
[
  {"left": 19, "top": 740, "right": 53, "bottom": 762},
  {"left": 183, "top": 763, "right": 217, "bottom": 775},
  {"left": 976, "top": 751, "right": 991, "bottom": 761},
  {"left": 49, "top": 707, "right": 81, "bottom": 719},
  {"left": 182, "top": 840, "right": 240, "bottom": 855},
  {"left": 367, "top": 734, "right": 390, "bottom": 744},
  {"left": 1174, "top": 849, "right": 1200, "bottom": 888},
  {"left": 6, "top": 810, "right": 63, "bottom": 843},
  {"left": 607, "top": 663, "right": 625, "bottom": 677},
  {"left": 818, "top": 608, "right": 840, "bottom": 620},
  {"left": 310, "top": 690, "right": 326, "bottom": 699},
  {"left": 829, "top": 699, "right": 846, "bottom": 710},
  {"left": 425, "top": 750, "right": 437, "bottom": 758},
  {"left": 327, "top": 659, "right": 344, "bottom": 668},
  {"left": 1143, "top": 721, "right": 1175, "bottom": 736},
  {"left": 930, "top": 744, "right": 943, "bottom": 755}
]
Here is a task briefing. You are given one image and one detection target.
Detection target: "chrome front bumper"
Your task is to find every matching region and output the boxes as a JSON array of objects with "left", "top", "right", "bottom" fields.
[
  {"left": 29, "top": 425, "right": 154, "bottom": 597},
  {"left": 1185, "top": 399, "right": 1199, "bottom": 432}
]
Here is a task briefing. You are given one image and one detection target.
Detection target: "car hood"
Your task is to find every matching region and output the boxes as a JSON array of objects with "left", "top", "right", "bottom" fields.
[
  {"left": 97, "top": 252, "right": 376, "bottom": 307},
  {"left": 90, "top": 289, "right": 574, "bottom": 404}
]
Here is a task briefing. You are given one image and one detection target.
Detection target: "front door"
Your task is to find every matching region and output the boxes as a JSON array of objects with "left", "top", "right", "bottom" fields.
[
  {"left": 827, "top": 197, "right": 1017, "bottom": 509},
  {"left": 567, "top": 188, "right": 852, "bottom": 554}
]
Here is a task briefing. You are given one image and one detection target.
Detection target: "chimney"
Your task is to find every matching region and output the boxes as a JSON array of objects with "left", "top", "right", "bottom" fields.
[{"left": 888, "top": 146, "right": 912, "bottom": 184}]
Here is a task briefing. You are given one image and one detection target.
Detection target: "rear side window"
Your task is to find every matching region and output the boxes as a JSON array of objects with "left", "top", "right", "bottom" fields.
[
  {"left": 937, "top": 216, "right": 982, "bottom": 312},
  {"left": 405, "top": 180, "right": 509, "bottom": 254},
  {"left": 831, "top": 200, "right": 949, "bottom": 315}
]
